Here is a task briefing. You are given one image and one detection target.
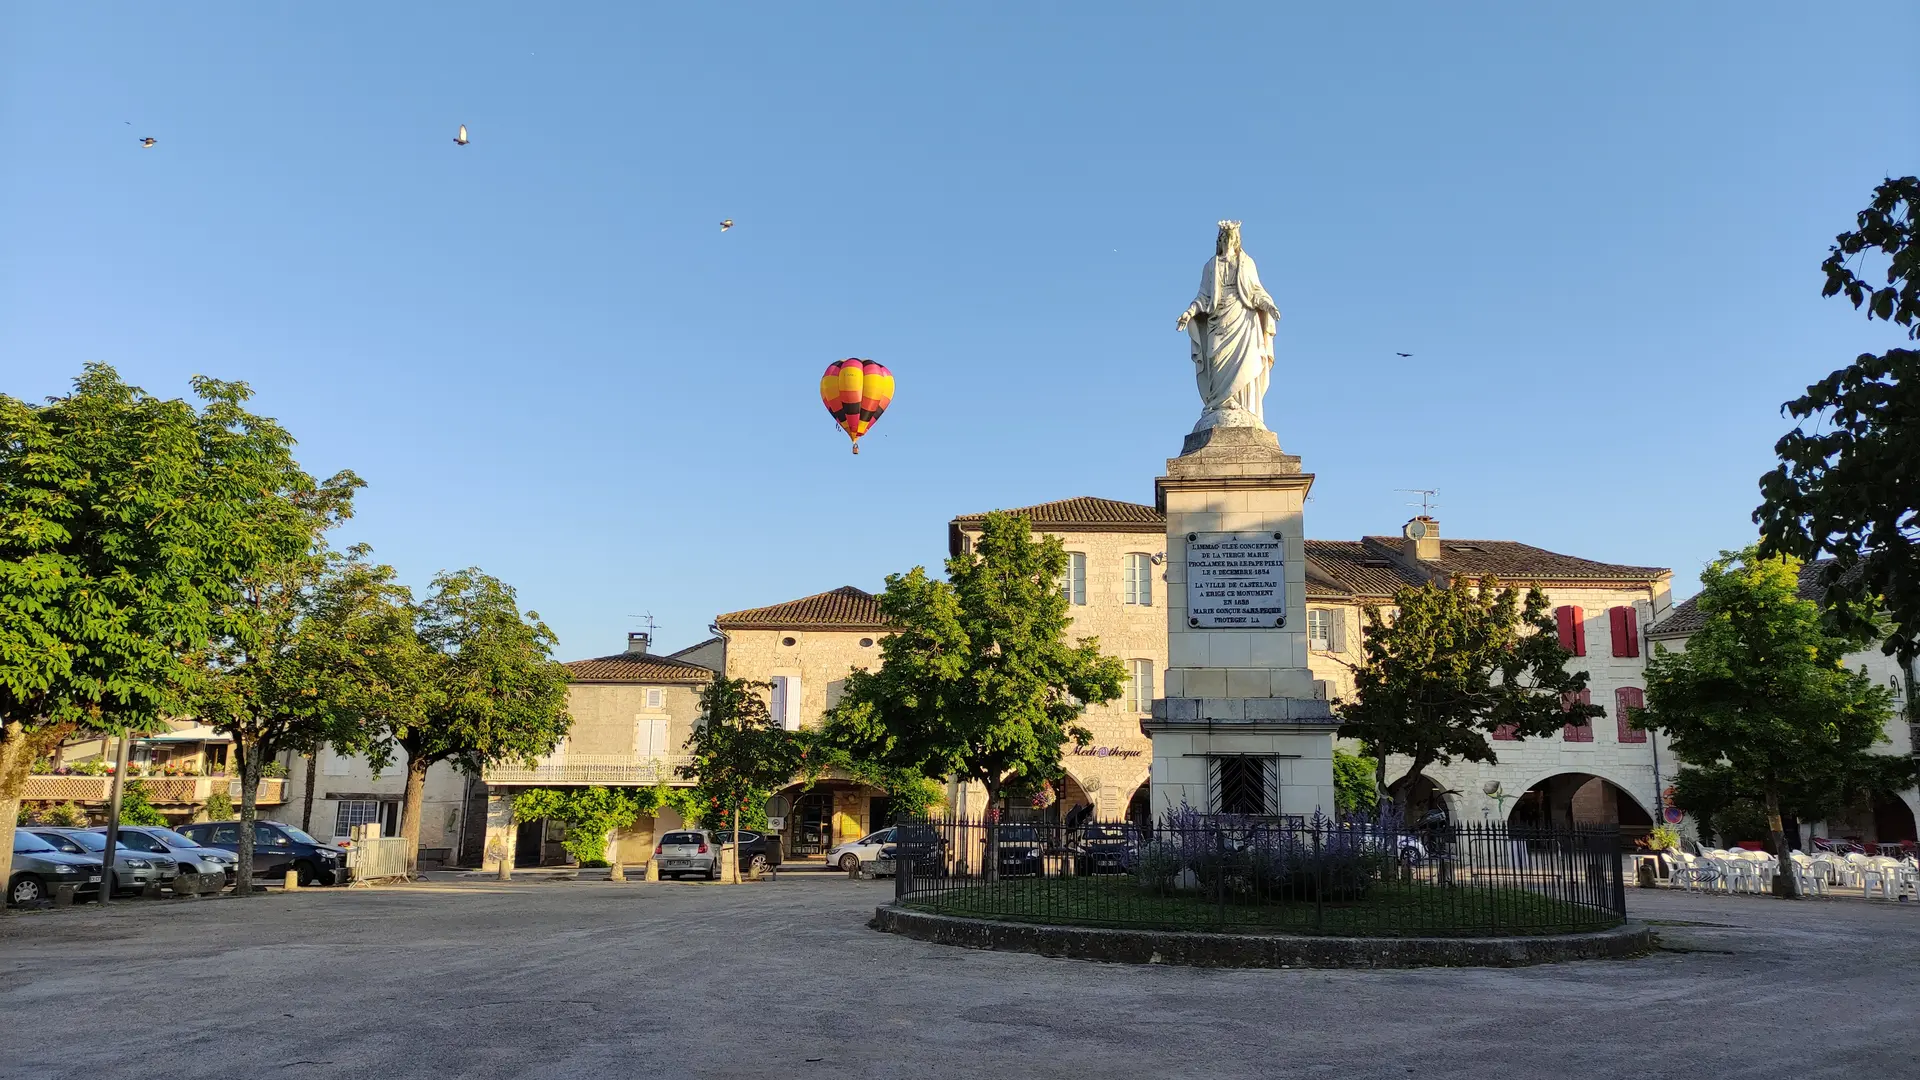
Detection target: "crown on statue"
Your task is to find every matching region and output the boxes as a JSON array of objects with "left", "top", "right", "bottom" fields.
[{"left": 1216, "top": 220, "right": 1242, "bottom": 230}]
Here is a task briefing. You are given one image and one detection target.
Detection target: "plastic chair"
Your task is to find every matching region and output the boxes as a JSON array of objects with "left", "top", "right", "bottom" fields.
[
  {"left": 1663, "top": 851, "right": 1720, "bottom": 892},
  {"left": 1790, "top": 854, "right": 1827, "bottom": 897}
]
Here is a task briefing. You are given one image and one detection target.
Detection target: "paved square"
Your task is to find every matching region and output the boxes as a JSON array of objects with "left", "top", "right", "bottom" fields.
[{"left": 2, "top": 877, "right": 1914, "bottom": 1079}]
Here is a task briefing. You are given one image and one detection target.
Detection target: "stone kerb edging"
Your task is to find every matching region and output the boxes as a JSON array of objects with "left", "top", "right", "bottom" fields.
[{"left": 871, "top": 904, "right": 1652, "bottom": 968}]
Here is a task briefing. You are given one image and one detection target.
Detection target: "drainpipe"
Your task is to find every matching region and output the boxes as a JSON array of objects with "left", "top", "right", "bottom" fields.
[{"left": 1640, "top": 603, "right": 1669, "bottom": 836}]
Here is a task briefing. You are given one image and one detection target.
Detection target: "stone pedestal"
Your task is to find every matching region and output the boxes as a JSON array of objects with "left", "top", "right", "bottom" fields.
[{"left": 1146, "top": 426, "right": 1338, "bottom": 819}]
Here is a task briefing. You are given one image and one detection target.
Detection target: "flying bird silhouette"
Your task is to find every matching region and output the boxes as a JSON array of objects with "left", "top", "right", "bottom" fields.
[
  {"left": 454, "top": 124, "right": 469, "bottom": 146},
  {"left": 719, "top": 219, "right": 734, "bottom": 232},
  {"left": 1395, "top": 352, "right": 1412, "bottom": 357},
  {"left": 138, "top": 137, "right": 156, "bottom": 148}
]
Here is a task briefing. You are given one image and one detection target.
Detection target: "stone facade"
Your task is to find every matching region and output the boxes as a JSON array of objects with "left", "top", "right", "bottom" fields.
[{"left": 282, "top": 748, "right": 468, "bottom": 860}]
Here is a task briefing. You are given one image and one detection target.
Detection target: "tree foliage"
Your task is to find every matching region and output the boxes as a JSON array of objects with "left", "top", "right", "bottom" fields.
[
  {"left": 1758, "top": 176, "right": 1920, "bottom": 659},
  {"left": 351, "top": 568, "right": 572, "bottom": 871},
  {"left": 1633, "top": 547, "right": 1907, "bottom": 893},
  {"left": 821, "top": 512, "right": 1127, "bottom": 818},
  {"left": 117, "top": 781, "right": 169, "bottom": 827},
  {"left": 1337, "top": 576, "right": 1599, "bottom": 805},
  {"left": 512, "top": 786, "right": 644, "bottom": 866},
  {"left": 0, "top": 365, "right": 333, "bottom": 893},
  {"left": 679, "top": 677, "right": 800, "bottom": 877},
  {"left": 1331, "top": 748, "right": 1379, "bottom": 816}
]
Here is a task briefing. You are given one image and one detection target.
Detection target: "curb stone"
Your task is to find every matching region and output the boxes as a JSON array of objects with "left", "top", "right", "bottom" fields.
[{"left": 870, "top": 904, "right": 1652, "bottom": 969}]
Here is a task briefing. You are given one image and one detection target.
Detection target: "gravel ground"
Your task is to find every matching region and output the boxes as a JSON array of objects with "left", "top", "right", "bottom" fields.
[{"left": 2, "top": 875, "right": 1915, "bottom": 1079}]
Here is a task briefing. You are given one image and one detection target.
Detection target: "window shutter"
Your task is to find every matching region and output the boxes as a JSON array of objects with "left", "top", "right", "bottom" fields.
[
  {"left": 784, "top": 675, "right": 803, "bottom": 730},
  {"left": 1616, "top": 686, "right": 1647, "bottom": 743},
  {"left": 1562, "top": 689, "right": 1594, "bottom": 742},
  {"left": 1492, "top": 724, "right": 1518, "bottom": 741},
  {"left": 1330, "top": 611, "right": 1347, "bottom": 653},
  {"left": 1610, "top": 607, "right": 1639, "bottom": 657},
  {"left": 1556, "top": 606, "right": 1586, "bottom": 655},
  {"left": 768, "top": 678, "right": 787, "bottom": 731},
  {"left": 1139, "top": 555, "right": 1153, "bottom": 607},
  {"left": 651, "top": 719, "right": 672, "bottom": 756}
]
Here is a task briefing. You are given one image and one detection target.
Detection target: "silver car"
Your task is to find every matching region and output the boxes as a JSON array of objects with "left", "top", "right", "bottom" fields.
[
  {"left": 102, "top": 826, "right": 237, "bottom": 888},
  {"left": 652, "top": 830, "right": 720, "bottom": 880},
  {"left": 30, "top": 828, "right": 178, "bottom": 897},
  {"left": 9, "top": 831, "right": 104, "bottom": 905}
]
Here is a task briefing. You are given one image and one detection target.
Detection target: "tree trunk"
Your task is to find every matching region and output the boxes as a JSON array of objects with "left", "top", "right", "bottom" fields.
[
  {"left": 1766, "top": 788, "right": 1800, "bottom": 899},
  {"left": 301, "top": 745, "right": 320, "bottom": 833},
  {"left": 0, "top": 721, "right": 39, "bottom": 901},
  {"left": 235, "top": 733, "right": 264, "bottom": 897},
  {"left": 400, "top": 753, "right": 429, "bottom": 876},
  {"left": 1372, "top": 752, "right": 1389, "bottom": 819},
  {"left": 982, "top": 777, "right": 1000, "bottom": 884}
]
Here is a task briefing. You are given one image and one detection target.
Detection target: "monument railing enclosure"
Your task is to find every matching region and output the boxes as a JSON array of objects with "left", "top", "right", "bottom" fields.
[{"left": 891, "top": 815, "right": 1627, "bottom": 936}]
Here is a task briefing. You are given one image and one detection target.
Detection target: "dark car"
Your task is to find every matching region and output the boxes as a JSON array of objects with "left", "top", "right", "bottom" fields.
[
  {"left": 709, "top": 830, "right": 784, "bottom": 876},
  {"left": 9, "top": 831, "right": 104, "bottom": 905},
  {"left": 1071, "top": 823, "right": 1138, "bottom": 875},
  {"left": 994, "top": 824, "right": 1044, "bottom": 877},
  {"left": 176, "top": 820, "right": 347, "bottom": 885}
]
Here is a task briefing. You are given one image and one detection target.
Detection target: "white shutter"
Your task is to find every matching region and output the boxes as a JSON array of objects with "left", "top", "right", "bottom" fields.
[
  {"left": 651, "top": 719, "right": 671, "bottom": 757},
  {"left": 769, "top": 677, "right": 788, "bottom": 730},
  {"left": 783, "top": 675, "right": 803, "bottom": 730},
  {"left": 322, "top": 746, "right": 350, "bottom": 776},
  {"left": 1330, "top": 610, "right": 1348, "bottom": 653}
]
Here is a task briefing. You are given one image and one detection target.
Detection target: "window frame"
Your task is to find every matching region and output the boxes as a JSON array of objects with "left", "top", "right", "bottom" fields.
[
  {"left": 1122, "top": 553, "right": 1154, "bottom": 607},
  {"left": 1126, "top": 658, "right": 1155, "bottom": 713},
  {"left": 1060, "top": 552, "right": 1087, "bottom": 606}
]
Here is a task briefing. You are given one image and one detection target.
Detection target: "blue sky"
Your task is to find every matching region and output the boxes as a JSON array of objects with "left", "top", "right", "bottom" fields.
[{"left": 4, "top": 6, "right": 1915, "bottom": 658}]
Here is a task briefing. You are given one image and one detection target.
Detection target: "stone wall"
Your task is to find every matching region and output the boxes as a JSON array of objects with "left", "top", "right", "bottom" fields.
[{"left": 722, "top": 626, "right": 883, "bottom": 727}]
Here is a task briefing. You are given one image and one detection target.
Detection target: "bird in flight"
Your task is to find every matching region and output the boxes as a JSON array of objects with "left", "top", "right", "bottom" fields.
[
  {"left": 719, "top": 219, "right": 734, "bottom": 232},
  {"left": 1395, "top": 352, "right": 1412, "bottom": 357},
  {"left": 138, "top": 137, "right": 156, "bottom": 148},
  {"left": 454, "top": 124, "right": 469, "bottom": 146}
]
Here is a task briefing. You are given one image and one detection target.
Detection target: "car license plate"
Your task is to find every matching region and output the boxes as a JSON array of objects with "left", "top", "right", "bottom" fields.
[
  {"left": 664, "top": 859, "right": 689, "bottom": 868},
  {"left": 87, "top": 876, "right": 101, "bottom": 883}
]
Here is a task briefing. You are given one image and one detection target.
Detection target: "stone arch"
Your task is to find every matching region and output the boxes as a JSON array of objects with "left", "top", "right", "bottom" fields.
[
  {"left": 1059, "top": 755, "right": 1150, "bottom": 822},
  {"left": 1506, "top": 770, "right": 1654, "bottom": 844}
]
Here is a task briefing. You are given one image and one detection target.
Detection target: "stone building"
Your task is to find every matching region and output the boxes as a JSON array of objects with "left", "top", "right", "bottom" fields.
[
  {"left": 476, "top": 633, "right": 713, "bottom": 870},
  {"left": 712, "top": 587, "right": 895, "bottom": 857},
  {"left": 281, "top": 747, "right": 466, "bottom": 862},
  {"left": 1647, "top": 562, "right": 1919, "bottom": 847}
]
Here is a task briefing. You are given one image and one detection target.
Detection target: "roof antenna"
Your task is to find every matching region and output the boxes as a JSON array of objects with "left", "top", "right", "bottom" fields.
[
  {"left": 1397, "top": 488, "right": 1439, "bottom": 516},
  {"left": 626, "top": 612, "right": 661, "bottom": 639}
]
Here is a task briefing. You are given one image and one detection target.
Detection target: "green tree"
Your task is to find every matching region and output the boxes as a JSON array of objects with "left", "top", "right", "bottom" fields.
[
  {"left": 1758, "top": 176, "right": 1920, "bottom": 659},
  {"left": 822, "top": 511, "right": 1126, "bottom": 878},
  {"left": 511, "top": 787, "right": 644, "bottom": 866},
  {"left": 1332, "top": 748, "right": 1380, "bottom": 816},
  {"left": 1337, "top": 577, "right": 1600, "bottom": 813},
  {"left": 1632, "top": 547, "right": 1907, "bottom": 896},
  {"left": 191, "top": 475, "right": 363, "bottom": 894},
  {"left": 678, "top": 677, "right": 801, "bottom": 881},
  {"left": 117, "top": 781, "right": 169, "bottom": 827},
  {"left": 0, "top": 366, "right": 323, "bottom": 895},
  {"left": 355, "top": 569, "right": 571, "bottom": 873}
]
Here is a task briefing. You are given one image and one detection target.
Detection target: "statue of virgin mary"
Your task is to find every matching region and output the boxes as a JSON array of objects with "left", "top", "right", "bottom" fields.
[{"left": 1176, "top": 221, "right": 1281, "bottom": 431}]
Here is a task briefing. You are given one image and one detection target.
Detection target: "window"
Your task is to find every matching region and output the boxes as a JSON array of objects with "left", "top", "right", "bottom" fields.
[
  {"left": 322, "top": 746, "right": 350, "bottom": 776},
  {"left": 1307, "top": 609, "right": 1332, "bottom": 651},
  {"left": 645, "top": 687, "right": 664, "bottom": 710},
  {"left": 769, "top": 675, "right": 802, "bottom": 731},
  {"left": 1123, "top": 553, "right": 1154, "bottom": 606},
  {"left": 635, "top": 716, "right": 672, "bottom": 758},
  {"left": 1609, "top": 606, "right": 1640, "bottom": 658},
  {"left": 1126, "top": 659, "right": 1155, "bottom": 713},
  {"left": 1562, "top": 689, "right": 1594, "bottom": 742},
  {"left": 1616, "top": 686, "right": 1647, "bottom": 743},
  {"left": 334, "top": 799, "right": 380, "bottom": 840},
  {"left": 1492, "top": 724, "right": 1519, "bottom": 741},
  {"left": 1555, "top": 606, "right": 1587, "bottom": 656},
  {"left": 1207, "top": 756, "right": 1280, "bottom": 815},
  {"left": 1059, "top": 552, "right": 1087, "bottom": 605}
]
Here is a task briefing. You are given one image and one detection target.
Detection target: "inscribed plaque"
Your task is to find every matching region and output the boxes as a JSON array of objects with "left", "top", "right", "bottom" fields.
[{"left": 1185, "top": 531, "right": 1286, "bottom": 628}]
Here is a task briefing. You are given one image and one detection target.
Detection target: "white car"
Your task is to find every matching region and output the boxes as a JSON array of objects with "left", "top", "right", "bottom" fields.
[
  {"left": 652, "top": 830, "right": 721, "bottom": 880},
  {"left": 826, "top": 828, "right": 896, "bottom": 873}
]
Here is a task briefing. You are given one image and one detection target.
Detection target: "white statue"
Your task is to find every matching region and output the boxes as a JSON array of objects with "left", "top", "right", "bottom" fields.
[{"left": 1176, "top": 221, "right": 1280, "bottom": 431}]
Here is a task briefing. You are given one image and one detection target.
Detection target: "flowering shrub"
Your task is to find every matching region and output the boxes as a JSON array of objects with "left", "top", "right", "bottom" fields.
[{"left": 1131, "top": 802, "right": 1393, "bottom": 903}]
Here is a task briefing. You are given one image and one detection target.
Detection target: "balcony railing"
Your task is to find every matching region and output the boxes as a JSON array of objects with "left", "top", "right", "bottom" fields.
[
  {"left": 23, "top": 775, "right": 286, "bottom": 806},
  {"left": 482, "top": 754, "right": 694, "bottom": 786}
]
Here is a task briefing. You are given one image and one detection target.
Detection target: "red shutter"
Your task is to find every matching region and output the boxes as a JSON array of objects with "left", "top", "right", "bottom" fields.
[
  {"left": 1555, "top": 606, "right": 1586, "bottom": 655},
  {"left": 1616, "top": 686, "right": 1647, "bottom": 743},
  {"left": 1610, "top": 607, "right": 1640, "bottom": 658},
  {"left": 1492, "top": 724, "right": 1518, "bottom": 741},
  {"left": 1562, "top": 689, "right": 1594, "bottom": 742}
]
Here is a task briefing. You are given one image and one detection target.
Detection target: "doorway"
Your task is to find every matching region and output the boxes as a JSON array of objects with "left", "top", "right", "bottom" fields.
[{"left": 514, "top": 819, "right": 545, "bottom": 868}]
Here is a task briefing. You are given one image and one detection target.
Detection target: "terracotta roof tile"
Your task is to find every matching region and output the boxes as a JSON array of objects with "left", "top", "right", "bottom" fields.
[
  {"left": 563, "top": 652, "right": 715, "bottom": 683},
  {"left": 1649, "top": 558, "right": 1837, "bottom": 637},
  {"left": 1361, "top": 537, "right": 1666, "bottom": 583},
  {"left": 951, "top": 496, "right": 1165, "bottom": 532},
  {"left": 1304, "top": 540, "right": 1429, "bottom": 599},
  {"left": 714, "top": 586, "right": 890, "bottom": 631}
]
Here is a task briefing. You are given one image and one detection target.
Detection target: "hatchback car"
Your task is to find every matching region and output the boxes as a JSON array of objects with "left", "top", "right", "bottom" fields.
[
  {"left": 994, "top": 824, "right": 1045, "bottom": 877},
  {"left": 1070, "top": 823, "right": 1138, "bottom": 875},
  {"left": 826, "top": 827, "right": 896, "bottom": 873},
  {"left": 652, "top": 830, "right": 720, "bottom": 880},
  {"left": 102, "top": 825, "right": 238, "bottom": 886},
  {"left": 29, "top": 828, "right": 177, "bottom": 897},
  {"left": 9, "top": 831, "right": 104, "bottom": 905},
  {"left": 175, "top": 820, "right": 347, "bottom": 885},
  {"left": 709, "top": 829, "right": 784, "bottom": 876}
]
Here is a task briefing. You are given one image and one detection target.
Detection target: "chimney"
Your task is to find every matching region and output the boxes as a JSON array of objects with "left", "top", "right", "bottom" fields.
[
  {"left": 1401, "top": 516, "right": 1441, "bottom": 561},
  {"left": 626, "top": 632, "right": 650, "bottom": 655}
]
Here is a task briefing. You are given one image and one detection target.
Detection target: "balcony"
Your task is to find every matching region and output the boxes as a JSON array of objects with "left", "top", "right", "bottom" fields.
[
  {"left": 482, "top": 754, "right": 694, "bottom": 787},
  {"left": 22, "top": 775, "right": 287, "bottom": 806}
]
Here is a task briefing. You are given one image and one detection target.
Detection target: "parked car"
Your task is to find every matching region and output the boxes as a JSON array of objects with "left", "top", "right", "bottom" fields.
[
  {"left": 652, "top": 830, "right": 720, "bottom": 880},
  {"left": 1070, "top": 823, "right": 1138, "bottom": 875},
  {"left": 175, "top": 820, "right": 347, "bottom": 885},
  {"left": 994, "top": 824, "right": 1044, "bottom": 877},
  {"left": 827, "top": 827, "right": 896, "bottom": 873},
  {"left": 709, "top": 830, "right": 784, "bottom": 876},
  {"left": 29, "top": 828, "right": 177, "bottom": 896},
  {"left": 874, "top": 825, "right": 948, "bottom": 879},
  {"left": 9, "top": 831, "right": 104, "bottom": 906},
  {"left": 101, "top": 826, "right": 238, "bottom": 886}
]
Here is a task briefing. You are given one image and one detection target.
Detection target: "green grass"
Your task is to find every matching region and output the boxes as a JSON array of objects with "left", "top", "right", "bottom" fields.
[{"left": 905, "top": 875, "right": 1621, "bottom": 937}]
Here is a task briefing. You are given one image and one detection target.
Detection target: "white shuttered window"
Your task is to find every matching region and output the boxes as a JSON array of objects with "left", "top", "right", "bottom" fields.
[
  {"left": 1123, "top": 553, "right": 1153, "bottom": 606},
  {"left": 1127, "top": 659, "right": 1155, "bottom": 713},
  {"left": 1060, "top": 552, "right": 1087, "bottom": 606}
]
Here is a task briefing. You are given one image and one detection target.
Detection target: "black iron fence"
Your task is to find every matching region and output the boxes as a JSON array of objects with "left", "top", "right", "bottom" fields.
[{"left": 891, "top": 813, "right": 1625, "bottom": 936}]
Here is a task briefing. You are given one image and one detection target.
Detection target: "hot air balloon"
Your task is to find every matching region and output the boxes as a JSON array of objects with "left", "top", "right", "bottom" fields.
[{"left": 819, "top": 358, "right": 893, "bottom": 454}]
